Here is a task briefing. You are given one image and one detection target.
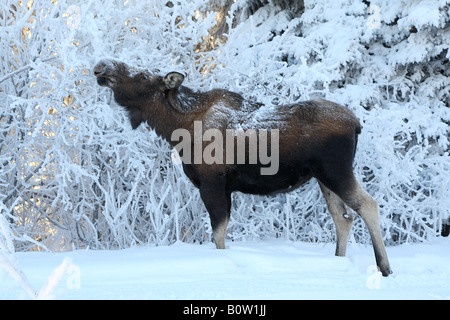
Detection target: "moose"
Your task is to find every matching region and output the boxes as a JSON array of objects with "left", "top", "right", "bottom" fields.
[{"left": 94, "top": 59, "right": 392, "bottom": 276}]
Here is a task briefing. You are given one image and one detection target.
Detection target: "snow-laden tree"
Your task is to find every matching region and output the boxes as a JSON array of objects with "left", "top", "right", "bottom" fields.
[
  {"left": 210, "top": 0, "right": 450, "bottom": 244},
  {"left": 0, "top": 0, "right": 449, "bottom": 252},
  {"left": 1, "top": 0, "right": 216, "bottom": 251}
]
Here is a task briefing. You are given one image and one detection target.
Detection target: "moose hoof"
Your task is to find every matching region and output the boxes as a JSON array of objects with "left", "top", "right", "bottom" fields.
[
  {"left": 381, "top": 268, "right": 393, "bottom": 277},
  {"left": 214, "top": 242, "right": 226, "bottom": 250}
]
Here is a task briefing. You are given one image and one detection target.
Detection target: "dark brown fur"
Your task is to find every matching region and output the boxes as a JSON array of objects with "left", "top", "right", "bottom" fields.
[{"left": 94, "top": 59, "right": 392, "bottom": 276}]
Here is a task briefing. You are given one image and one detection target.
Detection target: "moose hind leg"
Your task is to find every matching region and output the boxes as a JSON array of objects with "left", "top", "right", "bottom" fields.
[
  {"left": 319, "top": 182, "right": 353, "bottom": 257},
  {"left": 340, "top": 176, "right": 392, "bottom": 277}
]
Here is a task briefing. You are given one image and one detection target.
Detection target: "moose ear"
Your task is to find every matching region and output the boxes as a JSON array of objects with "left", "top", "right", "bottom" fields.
[{"left": 163, "top": 72, "right": 185, "bottom": 90}]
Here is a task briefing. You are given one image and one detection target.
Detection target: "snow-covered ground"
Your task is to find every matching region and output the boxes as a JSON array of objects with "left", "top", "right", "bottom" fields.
[{"left": 1, "top": 238, "right": 449, "bottom": 300}]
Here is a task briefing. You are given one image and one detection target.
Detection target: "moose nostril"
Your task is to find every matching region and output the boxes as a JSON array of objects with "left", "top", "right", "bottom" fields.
[
  {"left": 93, "top": 62, "right": 107, "bottom": 76},
  {"left": 93, "top": 66, "right": 104, "bottom": 76},
  {"left": 94, "top": 59, "right": 118, "bottom": 79}
]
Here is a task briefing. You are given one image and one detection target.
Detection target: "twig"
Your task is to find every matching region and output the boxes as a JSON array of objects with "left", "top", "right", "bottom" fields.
[
  {"left": 0, "top": 56, "right": 58, "bottom": 85},
  {"left": 2, "top": 160, "right": 45, "bottom": 205}
]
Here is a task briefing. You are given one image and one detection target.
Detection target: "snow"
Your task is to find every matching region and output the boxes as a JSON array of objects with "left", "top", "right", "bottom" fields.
[{"left": 1, "top": 238, "right": 449, "bottom": 300}]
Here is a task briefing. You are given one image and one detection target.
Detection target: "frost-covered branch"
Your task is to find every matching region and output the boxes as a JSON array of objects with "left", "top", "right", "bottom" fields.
[{"left": 0, "top": 57, "right": 58, "bottom": 85}]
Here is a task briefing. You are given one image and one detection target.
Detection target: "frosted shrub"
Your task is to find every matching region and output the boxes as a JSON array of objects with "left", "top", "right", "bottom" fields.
[
  {"left": 215, "top": 0, "right": 450, "bottom": 245},
  {"left": 0, "top": 0, "right": 448, "bottom": 252}
]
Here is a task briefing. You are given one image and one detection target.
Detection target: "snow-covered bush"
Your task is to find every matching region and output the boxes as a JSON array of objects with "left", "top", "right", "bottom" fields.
[
  {"left": 212, "top": 0, "right": 450, "bottom": 245},
  {"left": 0, "top": 0, "right": 449, "bottom": 252}
]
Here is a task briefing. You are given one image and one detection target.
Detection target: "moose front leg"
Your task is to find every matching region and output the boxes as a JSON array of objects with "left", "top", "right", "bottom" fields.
[{"left": 200, "top": 181, "right": 231, "bottom": 249}]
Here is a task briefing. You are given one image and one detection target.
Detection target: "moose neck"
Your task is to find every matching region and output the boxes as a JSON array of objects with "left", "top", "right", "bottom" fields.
[
  {"left": 115, "top": 85, "right": 207, "bottom": 146},
  {"left": 145, "top": 94, "right": 192, "bottom": 144},
  {"left": 129, "top": 88, "right": 203, "bottom": 146}
]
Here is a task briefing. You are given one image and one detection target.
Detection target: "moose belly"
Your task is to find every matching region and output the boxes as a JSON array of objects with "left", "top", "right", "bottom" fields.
[{"left": 229, "top": 164, "right": 313, "bottom": 196}]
